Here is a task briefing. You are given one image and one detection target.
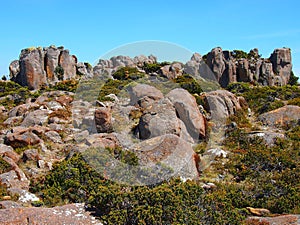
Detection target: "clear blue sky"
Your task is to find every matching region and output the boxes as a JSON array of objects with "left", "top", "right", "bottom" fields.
[{"left": 1, "top": 0, "right": 300, "bottom": 78}]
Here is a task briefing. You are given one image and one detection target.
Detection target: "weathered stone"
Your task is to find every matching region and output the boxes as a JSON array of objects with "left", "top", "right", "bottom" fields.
[
  {"left": 167, "top": 88, "right": 206, "bottom": 140},
  {"left": 160, "top": 62, "right": 183, "bottom": 79},
  {"left": 203, "top": 90, "right": 243, "bottom": 121},
  {"left": 12, "top": 48, "right": 47, "bottom": 90},
  {"left": 21, "top": 109, "right": 49, "bottom": 127},
  {"left": 45, "top": 131, "right": 63, "bottom": 144},
  {"left": 137, "top": 98, "right": 181, "bottom": 140},
  {"left": 59, "top": 49, "right": 77, "bottom": 80},
  {"left": 133, "top": 134, "right": 199, "bottom": 181},
  {"left": 94, "top": 108, "right": 113, "bottom": 133},
  {"left": 0, "top": 200, "right": 21, "bottom": 209},
  {"left": 245, "top": 214, "right": 300, "bottom": 225},
  {"left": 85, "top": 133, "right": 120, "bottom": 149},
  {"left": 248, "top": 131, "right": 285, "bottom": 146},
  {"left": 3, "top": 116, "right": 23, "bottom": 127},
  {"left": 45, "top": 46, "right": 60, "bottom": 82},
  {"left": 8, "top": 103, "right": 39, "bottom": 118},
  {"left": 129, "top": 83, "right": 164, "bottom": 106},
  {"left": 0, "top": 144, "right": 20, "bottom": 163},
  {"left": 23, "top": 149, "right": 41, "bottom": 162},
  {"left": 5, "top": 127, "right": 41, "bottom": 148},
  {"left": 270, "top": 48, "right": 292, "bottom": 85},
  {"left": 0, "top": 203, "right": 101, "bottom": 225},
  {"left": 258, "top": 105, "right": 300, "bottom": 128},
  {"left": 237, "top": 58, "right": 252, "bottom": 82}
]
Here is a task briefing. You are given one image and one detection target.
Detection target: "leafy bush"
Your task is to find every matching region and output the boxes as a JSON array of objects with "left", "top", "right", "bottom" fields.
[
  {"left": 287, "top": 97, "right": 300, "bottom": 107},
  {"left": 98, "top": 79, "right": 130, "bottom": 101},
  {"left": 226, "top": 83, "right": 300, "bottom": 114},
  {"left": 54, "top": 66, "right": 64, "bottom": 81},
  {"left": 219, "top": 125, "right": 300, "bottom": 214},
  {"left": 113, "top": 67, "right": 144, "bottom": 80},
  {"left": 173, "top": 74, "right": 203, "bottom": 94},
  {"left": 142, "top": 62, "right": 170, "bottom": 74},
  {"left": 288, "top": 71, "right": 299, "bottom": 86},
  {"left": 46, "top": 79, "right": 79, "bottom": 92},
  {"left": 31, "top": 152, "right": 246, "bottom": 224}
]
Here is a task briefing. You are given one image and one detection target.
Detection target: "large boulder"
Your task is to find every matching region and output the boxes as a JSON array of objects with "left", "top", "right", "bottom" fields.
[
  {"left": 206, "top": 47, "right": 226, "bottom": 83},
  {"left": 203, "top": 90, "right": 245, "bottom": 122},
  {"left": 137, "top": 98, "right": 182, "bottom": 140},
  {"left": 12, "top": 48, "right": 47, "bottom": 90},
  {"left": 0, "top": 204, "right": 100, "bottom": 224},
  {"left": 9, "top": 46, "right": 79, "bottom": 90},
  {"left": 167, "top": 88, "right": 206, "bottom": 140},
  {"left": 94, "top": 107, "right": 113, "bottom": 133},
  {"left": 269, "top": 48, "right": 292, "bottom": 85},
  {"left": 5, "top": 127, "right": 42, "bottom": 148},
  {"left": 160, "top": 62, "right": 183, "bottom": 79},
  {"left": 133, "top": 134, "right": 199, "bottom": 181},
  {"left": 258, "top": 105, "right": 300, "bottom": 128},
  {"left": 59, "top": 49, "right": 77, "bottom": 80},
  {"left": 129, "top": 83, "right": 164, "bottom": 106}
]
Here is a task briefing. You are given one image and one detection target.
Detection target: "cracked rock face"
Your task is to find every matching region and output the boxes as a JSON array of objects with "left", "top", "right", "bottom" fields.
[{"left": 9, "top": 46, "right": 78, "bottom": 90}]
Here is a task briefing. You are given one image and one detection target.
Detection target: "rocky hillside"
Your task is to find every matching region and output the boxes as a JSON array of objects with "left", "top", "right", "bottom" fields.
[
  {"left": 9, "top": 46, "right": 294, "bottom": 90},
  {"left": 1, "top": 46, "right": 300, "bottom": 224}
]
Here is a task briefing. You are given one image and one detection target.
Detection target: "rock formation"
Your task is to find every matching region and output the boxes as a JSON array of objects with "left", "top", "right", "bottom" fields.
[
  {"left": 9, "top": 46, "right": 91, "bottom": 90},
  {"left": 204, "top": 47, "right": 292, "bottom": 87}
]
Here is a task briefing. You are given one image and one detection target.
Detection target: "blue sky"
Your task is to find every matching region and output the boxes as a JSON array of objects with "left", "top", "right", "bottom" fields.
[{"left": 0, "top": 0, "right": 300, "bottom": 77}]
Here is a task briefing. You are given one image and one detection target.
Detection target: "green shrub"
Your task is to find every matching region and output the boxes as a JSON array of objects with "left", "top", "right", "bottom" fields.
[
  {"left": 226, "top": 83, "right": 300, "bottom": 114},
  {"left": 142, "top": 62, "right": 170, "bottom": 73},
  {"left": 98, "top": 79, "right": 130, "bottom": 101},
  {"left": 113, "top": 67, "right": 144, "bottom": 80},
  {"left": 46, "top": 79, "right": 79, "bottom": 92},
  {"left": 54, "top": 66, "right": 64, "bottom": 81},
  {"left": 173, "top": 74, "right": 203, "bottom": 94},
  {"left": 287, "top": 97, "right": 300, "bottom": 107},
  {"left": 288, "top": 71, "right": 299, "bottom": 86}
]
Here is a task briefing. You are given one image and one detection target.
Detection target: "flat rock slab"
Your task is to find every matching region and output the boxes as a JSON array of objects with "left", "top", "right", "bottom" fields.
[
  {"left": 246, "top": 214, "right": 300, "bottom": 225},
  {"left": 0, "top": 203, "right": 102, "bottom": 225}
]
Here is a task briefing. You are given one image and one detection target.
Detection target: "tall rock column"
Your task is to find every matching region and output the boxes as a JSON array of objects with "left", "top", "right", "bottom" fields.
[{"left": 269, "top": 48, "right": 292, "bottom": 85}]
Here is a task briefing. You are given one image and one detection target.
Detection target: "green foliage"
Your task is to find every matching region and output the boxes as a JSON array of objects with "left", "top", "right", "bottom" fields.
[
  {"left": 220, "top": 125, "right": 300, "bottom": 214},
  {"left": 226, "top": 82, "right": 251, "bottom": 94},
  {"left": 226, "top": 83, "right": 300, "bottom": 114},
  {"left": 0, "top": 157, "right": 11, "bottom": 174},
  {"left": 288, "top": 71, "right": 299, "bottom": 86},
  {"left": 287, "top": 97, "right": 300, "bottom": 106},
  {"left": 0, "top": 81, "right": 39, "bottom": 109},
  {"left": 46, "top": 79, "right": 79, "bottom": 92},
  {"left": 98, "top": 79, "right": 130, "bottom": 101},
  {"left": 232, "top": 50, "right": 248, "bottom": 59},
  {"left": 54, "top": 66, "right": 64, "bottom": 81},
  {"left": 173, "top": 74, "right": 203, "bottom": 94},
  {"left": 31, "top": 152, "right": 248, "bottom": 224},
  {"left": 1, "top": 75, "right": 7, "bottom": 81},
  {"left": 142, "top": 62, "right": 170, "bottom": 73},
  {"left": 113, "top": 67, "right": 144, "bottom": 80}
]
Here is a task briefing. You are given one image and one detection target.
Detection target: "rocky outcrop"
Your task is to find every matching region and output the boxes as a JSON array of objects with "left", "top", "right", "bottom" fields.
[
  {"left": 160, "top": 62, "right": 183, "bottom": 79},
  {"left": 204, "top": 47, "right": 292, "bottom": 87},
  {"left": 203, "top": 90, "right": 246, "bottom": 121},
  {"left": 129, "top": 83, "right": 164, "bottom": 106},
  {"left": 258, "top": 105, "right": 300, "bottom": 128},
  {"left": 137, "top": 98, "right": 182, "bottom": 140},
  {"left": 93, "top": 55, "right": 157, "bottom": 78},
  {"left": 94, "top": 107, "right": 113, "bottom": 133},
  {"left": 133, "top": 134, "right": 199, "bottom": 180},
  {"left": 9, "top": 46, "right": 87, "bottom": 90},
  {"left": 0, "top": 203, "right": 101, "bottom": 225},
  {"left": 167, "top": 88, "right": 206, "bottom": 140},
  {"left": 245, "top": 214, "right": 300, "bottom": 225}
]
